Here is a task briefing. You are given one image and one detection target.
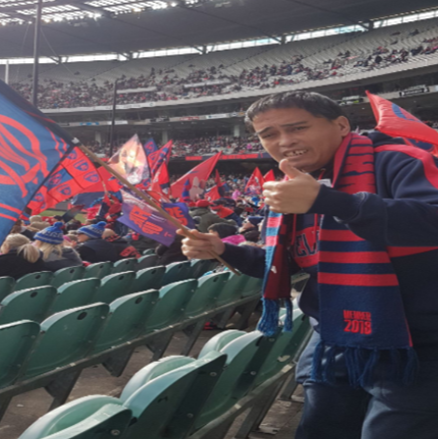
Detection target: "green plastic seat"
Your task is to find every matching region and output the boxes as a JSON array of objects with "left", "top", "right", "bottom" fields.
[
  {"left": 0, "top": 320, "right": 40, "bottom": 388},
  {"left": 50, "top": 266, "right": 85, "bottom": 289},
  {"left": 0, "top": 276, "right": 15, "bottom": 302},
  {"left": 83, "top": 262, "right": 112, "bottom": 280},
  {"left": 131, "top": 266, "right": 165, "bottom": 293},
  {"left": 142, "top": 249, "right": 155, "bottom": 256},
  {"left": 136, "top": 254, "right": 159, "bottom": 270},
  {"left": 189, "top": 259, "right": 215, "bottom": 279},
  {"left": 215, "top": 271, "right": 249, "bottom": 307},
  {"left": 254, "top": 308, "right": 310, "bottom": 388},
  {"left": 122, "top": 352, "right": 226, "bottom": 439},
  {"left": 48, "top": 278, "right": 101, "bottom": 315},
  {"left": 0, "top": 286, "right": 57, "bottom": 325},
  {"left": 194, "top": 330, "right": 265, "bottom": 431},
  {"left": 18, "top": 395, "right": 132, "bottom": 439},
  {"left": 185, "top": 272, "right": 230, "bottom": 318},
  {"left": 144, "top": 279, "right": 197, "bottom": 332},
  {"left": 14, "top": 271, "right": 53, "bottom": 291},
  {"left": 94, "top": 272, "right": 136, "bottom": 304},
  {"left": 161, "top": 261, "right": 192, "bottom": 286},
  {"left": 93, "top": 290, "right": 159, "bottom": 353},
  {"left": 21, "top": 303, "right": 109, "bottom": 379},
  {"left": 240, "top": 275, "right": 263, "bottom": 298},
  {"left": 112, "top": 258, "right": 138, "bottom": 274}
]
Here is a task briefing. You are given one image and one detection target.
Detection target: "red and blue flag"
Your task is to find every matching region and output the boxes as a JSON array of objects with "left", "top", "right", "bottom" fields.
[
  {"left": 143, "top": 138, "right": 158, "bottom": 155},
  {"left": 179, "top": 179, "right": 191, "bottom": 203},
  {"left": 148, "top": 140, "right": 173, "bottom": 176},
  {"left": 0, "top": 80, "right": 81, "bottom": 244}
]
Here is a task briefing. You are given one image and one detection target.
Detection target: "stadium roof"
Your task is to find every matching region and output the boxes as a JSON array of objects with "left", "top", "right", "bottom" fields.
[{"left": 0, "top": 0, "right": 437, "bottom": 59}]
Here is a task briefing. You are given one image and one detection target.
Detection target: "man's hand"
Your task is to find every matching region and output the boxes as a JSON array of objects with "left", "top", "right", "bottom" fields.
[
  {"left": 177, "top": 229, "right": 226, "bottom": 260},
  {"left": 262, "top": 159, "right": 321, "bottom": 214}
]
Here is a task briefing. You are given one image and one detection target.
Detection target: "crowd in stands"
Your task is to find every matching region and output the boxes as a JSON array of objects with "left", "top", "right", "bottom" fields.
[{"left": 10, "top": 28, "right": 437, "bottom": 109}]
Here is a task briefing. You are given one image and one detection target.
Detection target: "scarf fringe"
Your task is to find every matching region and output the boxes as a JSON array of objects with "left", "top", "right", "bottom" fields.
[
  {"left": 311, "top": 341, "right": 419, "bottom": 388},
  {"left": 257, "top": 298, "right": 293, "bottom": 337}
]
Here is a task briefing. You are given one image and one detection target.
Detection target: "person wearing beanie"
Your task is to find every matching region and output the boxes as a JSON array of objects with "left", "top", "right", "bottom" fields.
[
  {"left": 189, "top": 200, "right": 237, "bottom": 233},
  {"left": 34, "top": 222, "right": 83, "bottom": 271},
  {"left": 208, "top": 223, "right": 245, "bottom": 245},
  {"left": 211, "top": 201, "right": 243, "bottom": 227},
  {"left": 76, "top": 221, "right": 119, "bottom": 263}
]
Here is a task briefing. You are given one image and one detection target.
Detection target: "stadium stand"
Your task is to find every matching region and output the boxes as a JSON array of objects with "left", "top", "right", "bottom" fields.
[{"left": 6, "top": 19, "right": 437, "bottom": 110}]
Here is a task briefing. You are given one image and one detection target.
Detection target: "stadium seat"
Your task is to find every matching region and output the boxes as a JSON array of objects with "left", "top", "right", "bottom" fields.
[
  {"left": 82, "top": 262, "right": 112, "bottom": 280},
  {"left": 136, "top": 255, "right": 159, "bottom": 270},
  {"left": 184, "top": 272, "right": 229, "bottom": 318},
  {"left": 0, "top": 320, "right": 40, "bottom": 388},
  {"left": 144, "top": 279, "right": 197, "bottom": 332},
  {"left": 48, "top": 278, "right": 101, "bottom": 315},
  {"left": 93, "top": 272, "right": 136, "bottom": 304},
  {"left": 0, "top": 286, "right": 57, "bottom": 325},
  {"left": 14, "top": 271, "right": 53, "bottom": 291},
  {"left": 121, "top": 352, "right": 226, "bottom": 439},
  {"left": 189, "top": 259, "right": 217, "bottom": 279},
  {"left": 161, "top": 261, "right": 192, "bottom": 286},
  {"left": 194, "top": 331, "right": 265, "bottom": 430},
  {"left": 112, "top": 258, "right": 138, "bottom": 274},
  {"left": 215, "top": 271, "right": 248, "bottom": 307},
  {"left": 130, "top": 266, "right": 165, "bottom": 293},
  {"left": 240, "top": 275, "right": 263, "bottom": 298},
  {"left": 17, "top": 395, "right": 132, "bottom": 439},
  {"left": 93, "top": 290, "right": 159, "bottom": 353},
  {"left": 21, "top": 303, "right": 109, "bottom": 379},
  {"left": 142, "top": 249, "right": 155, "bottom": 256},
  {"left": 50, "top": 266, "right": 85, "bottom": 289},
  {"left": 0, "top": 276, "right": 15, "bottom": 302}
]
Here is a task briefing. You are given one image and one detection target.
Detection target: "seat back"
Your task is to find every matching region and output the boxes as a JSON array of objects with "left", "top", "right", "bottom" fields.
[
  {"left": 144, "top": 279, "right": 197, "bottom": 332},
  {"left": 112, "top": 258, "right": 138, "bottom": 274},
  {"left": 184, "top": 272, "right": 229, "bottom": 318},
  {"left": 136, "top": 255, "right": 159, "bottom": 271},
  {"left": 142, "top": 249, "right": 155, "bottom": 256},
  {"left": 215, "top": 271, "right": 248, "bottom": 307},
  {"left": 0, "top": 286, "right": 57, "bottom": 325},
  {"left": 189, "top": 259, "right": 215, "bottom": 279},
  {"left": 131, "top": 266, "right": 165, "bottom": 293},
  {"left": 51, "top": 266, "right": 85, "bottom": 289},
  {"left": 21, "top": 303, "right": 109, "bottom": 379},
  {"left": 18, "top": 395, "right": 131, "bottom": 439},
  {"left": 0, "top": 276, "right": 15, "bottom": 302},
  {"left": 123, "top": 353, "right": 226, "bottom": 439},
  {"left": 93, "top": 290, "right": 159, "bottom": 353},
  {"left": 14, "top": 271, "right": 53, "bottom": 291},
  {"left": 48, "top": 278, "right": 101, "bottom": 315},
  {"left": 194, "top": 331, "right": 264, "bottom": 430},
  {"left": 94, "top": 272, "right": 135, "bottom": 304},
  {"left": 83, "top": 262, "right": 112, "bottom": 280},
  {"left": 240, "top": 275, "right": 263, "bottom": 298},
  {"left": 161, "top": 261, "right": 192, "bottom": 286},
  {"left": 0, "top": 320, "right": 39, "bottom": 388}
]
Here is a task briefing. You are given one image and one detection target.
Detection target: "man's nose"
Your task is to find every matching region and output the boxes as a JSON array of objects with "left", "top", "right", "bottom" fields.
[{"left": 278, "top": 133, "right": 297, "bottom": 148}]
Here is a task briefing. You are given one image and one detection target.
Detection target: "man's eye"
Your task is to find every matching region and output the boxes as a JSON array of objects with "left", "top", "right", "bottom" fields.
[{"left": 261, "top": 133, "right": 274, "bottom": 139}]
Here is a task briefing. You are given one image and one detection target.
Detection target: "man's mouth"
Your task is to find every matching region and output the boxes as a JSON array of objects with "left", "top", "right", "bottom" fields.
[{"left": 283, "top": 149, "right": 308, "bottom": 157}]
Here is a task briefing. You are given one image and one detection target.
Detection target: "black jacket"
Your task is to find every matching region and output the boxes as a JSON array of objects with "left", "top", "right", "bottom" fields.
[
  {"left": 77, "top": 238, "right": 119, "bottom": 264},
  {"left": 0, "top": 250, "right": 47, "bottom": 280}
]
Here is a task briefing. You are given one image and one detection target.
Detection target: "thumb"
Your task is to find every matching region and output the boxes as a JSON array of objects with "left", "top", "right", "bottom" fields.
[{"left": 279, "top": 159, "right": 305, "bottom": 179}]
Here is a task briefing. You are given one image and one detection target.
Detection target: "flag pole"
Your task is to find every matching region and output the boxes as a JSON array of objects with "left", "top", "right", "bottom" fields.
[{"left": 79, "top": 144, "right": 240, "bottom": 275}]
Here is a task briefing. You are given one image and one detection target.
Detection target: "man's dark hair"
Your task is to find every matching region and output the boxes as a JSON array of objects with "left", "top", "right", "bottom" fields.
[
  {"left": 245, "top": 91, "right": 347, "bottom": 133},
  {"left": 207, "top": 223, "right": 238, "bottom": 239}
]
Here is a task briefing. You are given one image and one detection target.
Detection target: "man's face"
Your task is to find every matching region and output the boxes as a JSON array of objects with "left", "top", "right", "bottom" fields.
[
  {"left": 77, "top": 233, "right": 88, "bottom": 243},
  {"left": 252, "top": 108, "right": 350, "bottom": 173}
]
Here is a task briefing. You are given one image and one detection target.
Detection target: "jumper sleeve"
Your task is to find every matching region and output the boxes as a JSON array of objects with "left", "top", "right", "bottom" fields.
[{"left": 221, "top": 243, "right": 266, "bottom": 278}]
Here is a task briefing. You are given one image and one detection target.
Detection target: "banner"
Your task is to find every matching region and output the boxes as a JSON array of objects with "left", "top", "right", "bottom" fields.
[
  {"left": 0, "top": 79, "right": 78, "bottom": 244},
  {"left": 244, "top": 167, "right": 264, "bottom": 195},
  {"left": 148, "top": 140, "right": 173, "bottom": 176},
  {"left": 163, "top": 202, "right": 194, "bottom": 229},
  {"left": 185, "top": 152, "right": 271, "bottom": 161},
  {"left": 366, "top": 90, "right": 438, "bottom": 156},
  {"left": 143, "top": 138, "right": 158, "bottom": 155},
  {"left": 171, "top": 152, "right": 222, "bottom": 199}
]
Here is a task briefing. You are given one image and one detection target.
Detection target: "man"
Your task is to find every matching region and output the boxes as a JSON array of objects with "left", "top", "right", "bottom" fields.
[{"left": 178, "top": 91, "right": 437, "bottom": 439}]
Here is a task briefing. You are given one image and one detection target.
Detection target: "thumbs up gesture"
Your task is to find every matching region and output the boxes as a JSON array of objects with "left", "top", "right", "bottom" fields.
[{"left": 262, "top": 159, "right": 322, "bottom": 214}]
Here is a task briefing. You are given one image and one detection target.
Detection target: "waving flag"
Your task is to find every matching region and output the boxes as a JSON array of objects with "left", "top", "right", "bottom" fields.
[
  {"left": 148, "top": 140, "right": 173, "bottom": 176},
  {"left": 150, "top": 162, "right": 170, "bottom": 195},
  {"left": 144, "top": 138, "right": 158, "bottom": 155},
  {"left": 117, "top": 191, "right": 176, "bottom": 246},
  {"left": 179, "top": 179, "right": 191, "bottom": 203},
  {"left": 0, "top": 80, "right": 80, "bottom": 244},
  {"left": 205, "top": 185, "right": 222, "bottom": 202},
  {"left": 245, "top": 167, "right": 264, "bottom": 195},
  {"left": 366, "top": 91, "right": 438, "bottom": 156},
  {"left": 171, "top": 152, "right": 222, "bottom": 200},
  {"left": 109, "top": 134, "right": 150, "bottom": 185},
  {"left": 264, "top": 170, "right": 275, "bottom": 182},
  {"left": 214, "top": 169, "right": 225, "bottom": 197},
  {"left": 28, "top": 148, "right": 100, "bottom": 215},
  {"left": 163, "top": 202, "right": 194, "bottom": 228}
]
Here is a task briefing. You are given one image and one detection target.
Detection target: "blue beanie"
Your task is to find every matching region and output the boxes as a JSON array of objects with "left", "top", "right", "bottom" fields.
[
  {"left": 78, "top": 221, "right": 107, "bottom": 239},
  {"left": 35, "top": 221, "right": 64, "bottom": 245}
]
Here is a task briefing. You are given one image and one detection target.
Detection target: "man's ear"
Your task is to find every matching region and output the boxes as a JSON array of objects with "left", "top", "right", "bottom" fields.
[{"left": 336, "top": 116, "right": 351, "bottom": 136}]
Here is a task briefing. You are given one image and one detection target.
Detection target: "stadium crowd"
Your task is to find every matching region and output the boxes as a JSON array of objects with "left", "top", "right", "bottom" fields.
[{"left": 10, "top": 34, "right": 437, "bottom": 109}]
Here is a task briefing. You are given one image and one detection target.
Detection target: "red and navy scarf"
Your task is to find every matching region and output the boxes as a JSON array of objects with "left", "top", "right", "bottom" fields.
[{"left": 259, "top": 133, "right": 435, "bottom": 387}]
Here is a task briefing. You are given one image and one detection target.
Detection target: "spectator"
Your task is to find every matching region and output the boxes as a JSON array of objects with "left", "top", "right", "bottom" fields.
[
  {"left": 155, "top": 234, "right": 187, "bottom": 265},
  {"left": 102, "top": 229, "right": 140, "bottom": 259},
  {"left": 208, "top": 223, "right": 245, "bottom": 245},
  {"left": 190, "top": 200, "right": 237, "bottom": 233}
]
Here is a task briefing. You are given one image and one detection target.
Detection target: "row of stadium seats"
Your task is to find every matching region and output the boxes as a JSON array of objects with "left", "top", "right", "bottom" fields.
[{"left": 17, "top": 307, "right": 311, "bottom": 439}]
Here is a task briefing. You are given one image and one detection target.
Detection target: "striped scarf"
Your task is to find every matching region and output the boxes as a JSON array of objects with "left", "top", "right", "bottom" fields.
[{"left": 258, "top": 133, "right": 426, "bottom": 387}]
